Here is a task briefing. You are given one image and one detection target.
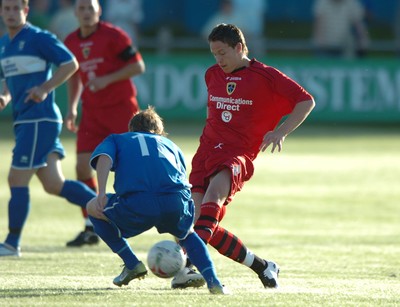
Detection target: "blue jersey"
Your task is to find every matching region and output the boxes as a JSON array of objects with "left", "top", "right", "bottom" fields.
[
  {"left": 0, "top": 23, "right": 75, "bottom": 123},
  {"left": 90, "top": 132, "right": 192, "bottom": 196}
]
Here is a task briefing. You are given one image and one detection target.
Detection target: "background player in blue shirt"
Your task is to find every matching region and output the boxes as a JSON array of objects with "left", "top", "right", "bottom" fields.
[
  {"left": 0, "top": 0, "right": 97, "bottom": 257},
  {"left": 86, "top": 107, "right": 228, "bottom": 294}
]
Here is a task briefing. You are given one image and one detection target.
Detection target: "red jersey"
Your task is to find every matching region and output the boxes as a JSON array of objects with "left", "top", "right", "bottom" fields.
[
  {"left": 64, "top": 21, "right": 142, "bottom": 109},
  {"left": 202, "top": 59, "right": 313, "bottom": 159}
]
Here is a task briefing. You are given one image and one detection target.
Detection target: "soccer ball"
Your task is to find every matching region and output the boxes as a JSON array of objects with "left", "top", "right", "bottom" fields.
[{"left": 147, "top": 240, "right": 186, "bottom": 278}]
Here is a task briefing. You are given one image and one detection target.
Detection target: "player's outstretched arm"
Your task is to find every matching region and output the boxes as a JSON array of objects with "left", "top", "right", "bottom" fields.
[{"left": 260, "top": 99, "right": 315, "bottom": 153}]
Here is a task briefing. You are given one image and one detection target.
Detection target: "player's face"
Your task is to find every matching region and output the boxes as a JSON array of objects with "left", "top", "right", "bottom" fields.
[
  {"left": 210, "top": 40, "right": 243, "bottom": 74},
  {"left": 75, "top": 0, "right": 101, "bottom": 28},
  {"left": 0, "top": 0, "right": 28, "bottom": 30}
]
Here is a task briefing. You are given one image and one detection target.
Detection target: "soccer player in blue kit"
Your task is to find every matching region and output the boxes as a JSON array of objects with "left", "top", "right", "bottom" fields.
[
  {"left": 0, "top": 0, "right": 97, "bottom": 257},
  {"left": 86, "top": 107, "right": 228, "bottom": 294}
]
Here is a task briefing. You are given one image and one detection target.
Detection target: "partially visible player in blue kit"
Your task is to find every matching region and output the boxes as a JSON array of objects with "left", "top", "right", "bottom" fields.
[
  {"left": 0, "top": 0, "right": 97, "bottom": 257},
  {"left": 86, "top": 107, "right": 228, "bottom": 294}
]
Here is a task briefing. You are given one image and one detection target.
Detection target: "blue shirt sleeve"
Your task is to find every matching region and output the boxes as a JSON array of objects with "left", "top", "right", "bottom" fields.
[
  {"left": 90, "top": 134, "right": 117, "bottom": 170},
  {"left": 36, "top": 30, "right": 75, "bottom": 66}
]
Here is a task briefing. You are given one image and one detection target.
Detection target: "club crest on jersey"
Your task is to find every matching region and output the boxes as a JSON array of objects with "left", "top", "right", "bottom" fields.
[
  {"left": 226, "top": 82, "right": 236, "bottom": 95},
  {"left": 82, "top": 47, "right": 90, "bottom": 59}
]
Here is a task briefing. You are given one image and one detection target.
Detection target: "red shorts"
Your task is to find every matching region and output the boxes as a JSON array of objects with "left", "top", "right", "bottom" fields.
[
  {"left": 189, "top": 144, "right": 255, "bottom": 204},
  {"left": 77, "top": 99, "right": 139, "bottom": 153}
]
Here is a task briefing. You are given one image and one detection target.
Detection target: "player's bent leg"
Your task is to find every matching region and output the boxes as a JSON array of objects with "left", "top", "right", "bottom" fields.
[
  {"left": 171, "top": 201, "right": 223, "bottom": 289},
  {"left": 66, "top": 193, "right": 99, "bottom": 248},
  {"left": 55, "top": 180, "right": 98, "bottom": 248},
  {"left": 58, "top": 180, "right": 96, "bottom": 208},
  {"left": 68, "top": 154, "right": 100, "bottom": 247},
  {"left": 89, "top": 214, "right": 147, "bottom": 286},
  {"left": 209, "top": 225, "right": 280, "bottom": 288},
  {"left": 208, "top": 225, "right": 247, "bottom": 262},
  {"left": 178, "top": 232, "right": 229, "bottom": 294},
  {"left": 170, "top": 236, "right": 205, "bottom": 289},
  {"left": 193, "top": 202, "right": 222, "bottom": 243},
  {"left": 67, "top": 175, "right": 99, "bottom": 247},
  {"left": 37, "top": 157, "right": 97, "bottom": 209}
]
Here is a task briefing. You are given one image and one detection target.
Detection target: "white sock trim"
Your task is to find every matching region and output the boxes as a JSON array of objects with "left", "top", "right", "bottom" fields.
[
  {"left": 243, "top": 249, "right": 255, "bottom": 267},
  {"left": 85, "top": 218, "right": 93, "bottom": 227}
]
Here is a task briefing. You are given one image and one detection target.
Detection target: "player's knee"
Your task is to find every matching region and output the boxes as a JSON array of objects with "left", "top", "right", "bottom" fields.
[
  {"left": 86, "top": 198, "right": 98, "bottom": 216},
  {"left": 194, "top": 219, "right": 215, "bottom": 244},
  {"left": 86, "top": 199, "right": 108, "bottom": 221},
  {"left": 42, "top": 180, "right": 63, "bottom": 195},
  {"left": 8, "top": 173, "right": 22, "bottom": 186}
]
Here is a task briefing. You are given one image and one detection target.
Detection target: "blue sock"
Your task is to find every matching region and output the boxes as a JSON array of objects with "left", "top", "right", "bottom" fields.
[
  {"left": 59, "top": 180, "right": 96, "bottom": 208},
  {"left": 5, "top": 187, "right": 30, "bottom": 248},
  {"left": 89, "top": 216, "right": 139, "bottom": 269},
  {"left": 180, "top": 232, "right": 221, "bottom": 287}
]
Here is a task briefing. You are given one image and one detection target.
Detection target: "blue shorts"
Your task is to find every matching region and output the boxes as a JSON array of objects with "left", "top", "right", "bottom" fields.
[
  {"left": 103, "top": 190, "right": 195, "bottom": 240},
  {"left": 12, "top": 121, "right": 65, "bottom": 169}
]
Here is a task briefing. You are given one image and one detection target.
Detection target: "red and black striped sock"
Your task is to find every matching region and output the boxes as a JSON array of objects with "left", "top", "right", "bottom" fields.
[
  {"left": 209, "top": 225, "right": 247, "bottom": 263},
  {"left": 194, "top": 202, "right": 221, "bottom": 243}
]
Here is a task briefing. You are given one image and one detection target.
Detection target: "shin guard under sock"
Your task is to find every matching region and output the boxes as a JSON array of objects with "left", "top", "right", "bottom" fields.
[
  {"left": 194, "top": 202, "right": 221, "bottom": 243},
  {"left": 209, "top": 225, "right": 247, "bottom": 263}
]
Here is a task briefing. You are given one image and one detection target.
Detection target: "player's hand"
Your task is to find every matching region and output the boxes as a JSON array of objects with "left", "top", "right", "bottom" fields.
[
  {"left": 64, "top": 112, "right": 79, "bottom": 133},
  {"left": 91, "top": 194, "right": 108, "bottom": 220},
  {"left": 24, "top": 86, "right": 48, "bottom": 103},
  {"left": 259, "top": 131, "right": 285, "bottom": 153},
  {"left": 0, "top": 96, "right": 7, "bottom": 111},
  {"left": 87, "top": 76, "right": 109, "bottom": 93}
]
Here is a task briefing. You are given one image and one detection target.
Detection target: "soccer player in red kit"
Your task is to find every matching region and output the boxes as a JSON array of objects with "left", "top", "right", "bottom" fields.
[
  {"left": 63, "top": 0, "right": 145, "bottom": 247},
  {"left": 171, "top": 23, "right": 315, "bottom": 289}
]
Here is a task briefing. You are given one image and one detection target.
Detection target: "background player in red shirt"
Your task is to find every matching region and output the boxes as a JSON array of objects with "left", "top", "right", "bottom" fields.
[
  {"left": 172, "top": 23, "right": 315, "bottom": 289},
  {"left": 63, "top": 0, "right": 145, "bottom": 247}
]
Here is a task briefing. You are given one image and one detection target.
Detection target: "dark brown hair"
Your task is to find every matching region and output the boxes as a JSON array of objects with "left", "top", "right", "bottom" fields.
[
  {"left": 208, "top": 23, "right": 248, "bottom": 55},
  {"left": 128, "top": 106, "right": 166, "bottom": 136}
]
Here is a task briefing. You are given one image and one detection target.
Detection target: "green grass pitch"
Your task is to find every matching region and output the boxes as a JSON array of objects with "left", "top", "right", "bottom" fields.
[{"left": 0, "top": 120, "right": 399, "bottom": 306}]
